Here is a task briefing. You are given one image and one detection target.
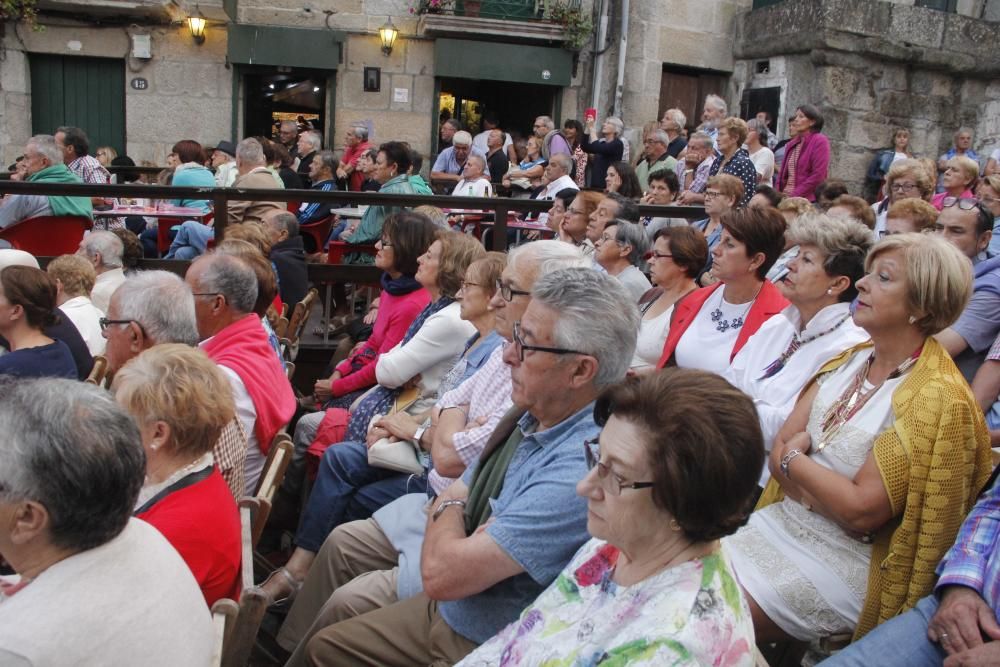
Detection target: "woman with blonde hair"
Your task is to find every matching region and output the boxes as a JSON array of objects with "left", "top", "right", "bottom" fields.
[
  {"left": 871, "top": 158, "right": 935, "bottom": 235},
  {"left": 932, "top": 155, "right": 979, "bottom": 210},
  {"left": 708, "top": 117, "right": 757, "bottom": 207},
  {"left": 726, "top": 233, "right": 992, "bottom": 646},
  {"left": 883, "top": 198, "right": 939, "bottom": 236},
  {"left": 119, "top": 344, "right": 242, "bottom": 606}
]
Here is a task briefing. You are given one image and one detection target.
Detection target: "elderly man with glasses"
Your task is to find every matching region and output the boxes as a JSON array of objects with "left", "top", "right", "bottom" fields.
[
  {"left": 636, "top": 129, "right": 677, "bottom": 191},
  {"left": 273, "top": 243, "right": 609, "bottom": 667}
]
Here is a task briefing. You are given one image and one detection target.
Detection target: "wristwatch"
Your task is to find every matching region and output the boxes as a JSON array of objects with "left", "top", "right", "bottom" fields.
[
  {"left": 780, "top": 449, "right": 802, "bottom": 479},
  {"left": 414, "top": 424, "right": 428, "bottom": 446},
  {"left": 432, "top": 499, "right": 466, "bottom": 522}
]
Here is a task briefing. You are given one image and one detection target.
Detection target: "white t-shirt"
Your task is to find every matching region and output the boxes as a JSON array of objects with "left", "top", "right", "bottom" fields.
[
  {"left": 0, "top": 519, "right": 214, "bottom": 666},
  {"left": 749, "top": 146, "right": 775, "bottom": 186},
  {"left": 472, "top": 130, "right": 513, "bottom": 157},
  {"left": 454, "top": 177, "right": 493, "bottom": 198},
  {"left": 673, "top": 288, "right": 748, "bottom": 374},
  {"left": 631, "top": 304, "right": 673, "bottom": 369}
]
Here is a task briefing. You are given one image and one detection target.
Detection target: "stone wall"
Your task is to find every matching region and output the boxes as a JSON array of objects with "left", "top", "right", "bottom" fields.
[
  {"left": 0, "top": 18, "right": 231, "bottom": 166},
  {"left": 733, "top": 0, "right": 1000, "bottom": 194}
]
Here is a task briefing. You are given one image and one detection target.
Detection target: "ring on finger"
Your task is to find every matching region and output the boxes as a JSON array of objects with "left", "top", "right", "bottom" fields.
[{"left": 938, "top": 631, "right": 949, "bottom": 642}]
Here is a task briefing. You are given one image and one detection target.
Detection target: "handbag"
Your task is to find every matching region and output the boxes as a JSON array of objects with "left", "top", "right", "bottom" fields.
[{"left": 366, "top": 386, "right": 425, "bottom": 475}]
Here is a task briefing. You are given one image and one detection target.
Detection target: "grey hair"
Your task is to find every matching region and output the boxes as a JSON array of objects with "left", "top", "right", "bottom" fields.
[
  {"left": 300, "top": 130, "right": 322, "bottom": 151},
  {"left": 236, "top": 138, "right": 265, "bottom": 166},
  {"left": 314, "top": 150, "right": 338, "bottom": 174},
  {"left": 198, "top": 253, "right": 258, "bottom": 315},
  {"left": 350, "top": 124, "right": 369, "bottom": 140},
  {"left": 536, "top": 116, "right": 555, "bottom": 131},
  {"left": 613, "top": 220, "right": 650, "bottom": 266},
  {"left": 955, "top": 126, "right": 974, "bottom": 139},
  {"left": 79, "top": 230, "right": 124, "bottom": 269},
  {"left": 0, "top": 378, "right": 145, "bottom": 551},
  {"left": 648, "top": 129, "right": 670, "bottom": 145},
  {"left": 787, "top": 213, "right": 872, "bottom": 302},
  {"left": 508, "top": 239, "right": 589, "bottom": 284},
  {"left": 269, "top": 211, "right": 300, "bottom": 239},
  {"left": 115, "top": 270, "right": 199, "bottom": 345},
  {"left": 531, "top": 268, "right": 639, "bottom": 388},
  {"left": 705, "top": 94, "right": 728, "bottom": 114},
  {"left": 279, "top": 120, "right": 298, "bottom": 131},
  {"left": 746, "top": 118, "right": 770, "bottom": 141},
  {"left": 604, "top": 116, "right": 625, "bottom": 137},
  {"left": 549, "top": 153, "right": 573, "bottom": 175},
  {"left": 466, "top": 154, "right": 486, "bottom": 172},
  {"left": 687, "top": 131, "right": 714, "bottom": 150},
  {"left": 27, "top": 134, "right": 63, "bottom": 165},
  {"left": 664, "top": 108, "right": 687, "bottom": 129}
]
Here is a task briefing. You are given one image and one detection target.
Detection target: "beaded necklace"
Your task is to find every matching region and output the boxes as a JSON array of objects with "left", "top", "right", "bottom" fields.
[
  {"left": 710, "top": 282, "right": 763, "bottom": 333},
  {"left": 757, "top": 313, "right": 852, "bottom": 380},
  {"left": 816, "top": 346, "right": 922, "bottom": 452}
]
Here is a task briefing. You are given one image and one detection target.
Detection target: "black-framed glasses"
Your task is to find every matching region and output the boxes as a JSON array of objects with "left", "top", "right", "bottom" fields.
[
  {"left": 99, "top": 317, "right": 147, "bottom": 337},
  {"left": 645, "top": 250, "right": 673, "bottom": 260},
  {"left": 941, "top": 196, "right": 980, "bottom": 211},
  {"left": 495, "top": 279, "right": 530, "bottom": 302},
  {"left": 703, "top": 190, "right": 721, "bottom": 200},
  {"left": 583, "top": 439, "right": 655, "bottom": 496},
  {"left": 378, "top": 238, "right": 393, "bottom": 247},
  {"left": 511, "top": 320, "right": 586, "bottom": 363},
  {"left": 889, "top": 182, "right": 919, "bottom": 193},
  {"left": 192, "top": 292, "right": 222, "bottom": 299}
]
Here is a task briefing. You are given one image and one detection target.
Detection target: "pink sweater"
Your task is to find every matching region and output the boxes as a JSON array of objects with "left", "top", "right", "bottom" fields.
[{"left": 331, "top": 287, "right": 430, "bottom": 396}]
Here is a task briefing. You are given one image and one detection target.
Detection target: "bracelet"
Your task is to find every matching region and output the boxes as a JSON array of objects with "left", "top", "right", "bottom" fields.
[
  {"left": 780, "top": 449, "right": 802, "bottom": 479},
  {"left": 432, "top": 499, "right": 466, "bottom": 522},
  {"left": 441, "top": 405, "right": 470, "bottom": 420}
]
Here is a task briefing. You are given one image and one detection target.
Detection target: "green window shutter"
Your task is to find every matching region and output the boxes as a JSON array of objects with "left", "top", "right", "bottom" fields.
[{"left": 29, "top": 54, "right": 126, "bottom": 155}]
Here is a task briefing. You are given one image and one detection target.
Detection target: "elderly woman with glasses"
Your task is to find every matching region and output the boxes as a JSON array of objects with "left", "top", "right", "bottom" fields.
[
  {"left": 582, "top": 115, "right": 625, "bottom": 189},
  {"left": 726, "top": 233, "right": 992, "bottom": 647},
  {"left": 693, "top": 174, "right": 744, "bottom": 281},
  {"left": 871, "top": 158, "right": 935, "bottom": 236},
  {"left": 724, "top": 214, "right": 872, "bottom": 486},
  {"left": 456, "top": 370, "right": 763, "bottom": 666},
  {"left": 933, "top": 155, "right": 979, "bottom": 211},
  {"left": 658, "top": 206, "right": 788, "bottom": 374},
  {"left": 593, "top": 220, "right": 651, "bottom": 301},
  {"left": 708, "top": 117, "right": 758, "bottom": 207}
]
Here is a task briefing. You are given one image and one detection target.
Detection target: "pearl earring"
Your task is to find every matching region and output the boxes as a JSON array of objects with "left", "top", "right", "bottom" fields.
[
  {"left": 908, "top": 315, "right": 917, "bottom": 324},
  {"left": 826, "top": 288, "right": 833, "bottom": 295}
]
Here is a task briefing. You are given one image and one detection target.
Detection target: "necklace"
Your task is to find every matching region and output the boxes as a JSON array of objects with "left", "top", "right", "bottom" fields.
[
  {"left": 710, "top": 283, "right": 763, "bottom": 333},
  {"left": 815, "top": 346, "right": 922, "bottom": 452},
  {"left": 757, "top": 313, "right": 851, "bottom": 380}
]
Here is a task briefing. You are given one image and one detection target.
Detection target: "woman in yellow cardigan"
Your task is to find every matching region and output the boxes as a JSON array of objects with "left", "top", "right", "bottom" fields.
[{"left": 724, "top": 233, "right": 992, "bottom": 645}]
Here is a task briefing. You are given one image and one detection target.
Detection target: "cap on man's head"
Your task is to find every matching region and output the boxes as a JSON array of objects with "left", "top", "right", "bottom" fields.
[
  {"left": 452, "top": 131, "right": 473, "bottom": 147},
  {"left": 213, "top": 140, "right": 237, "bottom": 157},
  {"left": 0, "top": 249, "right": 40, "bottom": 270}
]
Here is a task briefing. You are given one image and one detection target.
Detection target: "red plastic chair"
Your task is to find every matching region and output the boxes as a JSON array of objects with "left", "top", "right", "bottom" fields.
[
  {"left": 157, "top": 211, "right": 213, "bottom": 256},
  {"left": 286, "top": 201, "right": 300, "bottom": 214},
  {"left": 299, "top": 215, "right": 333, "bottom": 255},
  {"left": 326, "top": 241, "right": 378, "bottom": 264},
  {"left": 0, "top": 216, "right": 93, "bottom": 255}
]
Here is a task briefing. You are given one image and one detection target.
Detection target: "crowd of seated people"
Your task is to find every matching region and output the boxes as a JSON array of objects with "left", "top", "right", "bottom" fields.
[{"left": 6, "top": 101, "right": 1000, "bottom": 667}]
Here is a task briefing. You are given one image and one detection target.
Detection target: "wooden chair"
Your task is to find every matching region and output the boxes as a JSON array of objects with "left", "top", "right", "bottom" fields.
[
  {"left": 217, "top": 500, "right": 269, "bottom": 667},
  {"left": 249, "top": 431, "right": 294, "bottom": 548},
  {"left": 210, "top": 598, "right": 239, "bottom": 667},
  {"left": 279, "top": 288, "right": 318, "bottom": 361},
  {"left": 0, "top": 215, "right": 92, "bottom": 255},
  {"left": 85, "top": 355, "right": 110, "bottom": 388}
]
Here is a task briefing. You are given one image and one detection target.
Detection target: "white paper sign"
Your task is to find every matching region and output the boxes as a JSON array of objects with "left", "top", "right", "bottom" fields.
[{"left": 393, "top": 87, "right": 409, "bottom": 103}]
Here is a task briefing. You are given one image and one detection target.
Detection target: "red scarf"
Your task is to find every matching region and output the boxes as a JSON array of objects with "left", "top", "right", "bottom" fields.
[{"left": 201, "top": 314, "right": 295, "bottom": 454}]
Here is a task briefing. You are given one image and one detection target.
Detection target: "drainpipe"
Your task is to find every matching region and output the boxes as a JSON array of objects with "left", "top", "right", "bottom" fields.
[
  {"left": 612, "top": 0, "right": 628, "bottom": 118},
  {"left": 590, "top": 0, "right": 611, "bottom": 113}
]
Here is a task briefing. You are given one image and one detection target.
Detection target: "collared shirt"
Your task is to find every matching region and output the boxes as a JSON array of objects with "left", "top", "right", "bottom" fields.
[
  {"left": 439, "top": 402, "right": 599, "bottom": 644},
  {"left": 59, "top": 295, "right": 105, "bottom": 356},
  {"left": 676, "top": 155, "right": 715, "bottom": 194},
  {"left": 90, "top": 268, "right": 126, "bottom": 313},
  {"left": 68, "top": 155, "right": 110, "bottom": 185},
  {"left": 214, "top": 418, "right": 248, "bottom": 499},
  {"left": 723, "top": 302, "right": 869, "bottom": 485},
  {"left": 536, "top": 174, "right": 579, "bottom": 226},
  {"left": 432, "top": 146, "right": 490, "bottom": 177},
  {"left": 935, "top": 477, "right": 1000, "bottom": 623},
  {"left": 432, "top": 344, "right": 513, "bottom": 493}
]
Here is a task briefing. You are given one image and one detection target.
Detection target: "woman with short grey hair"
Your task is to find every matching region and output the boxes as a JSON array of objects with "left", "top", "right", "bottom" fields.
[
  {"left": 582, "top": 115, "right": 625, "bottom": 189},
  {"left": 746, "top": 117, "right": 775, "bottom": 187},
  {"left": 593, "top": 220, "right": 652, "bottom": 302},
  {"left": 0, "top": 378, "right": 216, "bottom": 665}
]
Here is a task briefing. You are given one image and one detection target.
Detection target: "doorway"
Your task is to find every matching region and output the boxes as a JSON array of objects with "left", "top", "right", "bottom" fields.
[
  {"left": 436, "top": 77, "right": 558, "bottom": 152},
  {"left": 242, "top": 67, "right": 331, "bottom": 142},
  {"left": 659, "top": 65, "right": 729, "bottom": 134}
]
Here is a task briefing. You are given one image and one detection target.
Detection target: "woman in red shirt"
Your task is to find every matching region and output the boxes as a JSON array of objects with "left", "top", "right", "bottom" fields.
[{"left": 116, "top": 343, "right": 242, "bottom": 606}]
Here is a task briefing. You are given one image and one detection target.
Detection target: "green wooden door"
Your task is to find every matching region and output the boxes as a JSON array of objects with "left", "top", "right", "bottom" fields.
[{"left": 29, "top": 54, "right": 126, "bottom": 154}]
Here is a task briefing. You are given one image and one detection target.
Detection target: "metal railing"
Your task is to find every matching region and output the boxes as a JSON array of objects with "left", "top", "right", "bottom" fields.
[{"left": 0, "top": 180, "right": 705, "bottom": 283}]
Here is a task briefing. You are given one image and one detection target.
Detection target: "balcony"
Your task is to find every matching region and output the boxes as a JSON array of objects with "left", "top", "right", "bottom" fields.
[{"left": 419, "top": 0, "right": 570, "bottom": 44}]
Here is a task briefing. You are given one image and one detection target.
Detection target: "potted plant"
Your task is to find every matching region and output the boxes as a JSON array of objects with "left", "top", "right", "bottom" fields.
[
  {"left": 546, "top": 0, "right": 593, "bottom": 51},
  {"left": 409, "top": 0, "right": 455, "bottom": 14}
]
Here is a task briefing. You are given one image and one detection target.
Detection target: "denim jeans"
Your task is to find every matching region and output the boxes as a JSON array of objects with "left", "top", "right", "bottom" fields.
[
  {"left": 294, "top": 439, "right": 427, "bottom": 553},
  {"left": 820, "top": 595, "right": 946, "bottom": 666},
  {"left": 164, "top": 220, "right": 214, "bottom": 259}
]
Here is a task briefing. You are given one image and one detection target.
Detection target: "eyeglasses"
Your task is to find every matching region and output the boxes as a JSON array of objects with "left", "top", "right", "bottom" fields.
[
  {"left": 99, "top": 317, "right": 147, "bottom": 336},
  {"left": 495, "top": 279, "right": 530, "bottom": 302},
  {"left": 511, "top": 321, "right": 586, "bottom": 363},
  {"left": 703, "top": 190, "right": 721, "bottom": 200},
  {"left": 378, "top": 238, "right": 393, "bottom": 247},
  {"left": 645, "top": 251, "right": 673, "bottom": 260},
  {"left": 598, "top": 233, "right": 623, "bottom": 245},
  {"left": 889, "top": 182, "right": 919, "bottom": 193},
  {"left": 459, "top": 281, "right": 482, "bottom": 290},
  {"left": 583, "top": 439, "right": 655, "bottom": 496},
  {"left": 941, "top": 196, "right": 980, "bottom": 211}
]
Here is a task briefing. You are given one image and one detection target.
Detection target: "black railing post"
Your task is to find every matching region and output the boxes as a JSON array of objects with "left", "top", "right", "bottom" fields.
[
  {"left": 213, "top": 191, "right": 229, "bottom": 242},
  {"left": 492, "top": 203, "right": 509, "bottom": 251}
]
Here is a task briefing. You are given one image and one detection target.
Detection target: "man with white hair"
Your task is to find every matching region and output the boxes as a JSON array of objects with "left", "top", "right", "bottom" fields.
[
  {"left": 296, "top": 130, "right": 323, "bottom": 188},
  {"left": 533, "top": 116, "right": 572, "bottom": 159},
  {"left": 336, "top": 124, "right": 373, "bottom": 192},
  {"left": 636, "top": 128, "right": 677, "bottom": 191},
  {"left": 699, "top": 94, "right": 727, "bottom": 148},
  {"left": 101, "top": 270, "right": 249, "bottom": 497},
  {"left": 0, "top": 135, "right": 92, "bottom": 229},
  {"left": 290, "top": 266, "right": 639, "bottom": 666},
  {"left": 535, "top": 154, "right": 579, "bottom": 227},
  {"left": 279, "top": 120, "right": 300, "bottom": 155},
  {"left": 186, "top": 253, "right": 296, "bottom": 492},
  {"left": 431, "top": 131, "right": 488, "bottom": 190},
  {"left": 78, "top": 230, "right": 125, "bottom": 312}
]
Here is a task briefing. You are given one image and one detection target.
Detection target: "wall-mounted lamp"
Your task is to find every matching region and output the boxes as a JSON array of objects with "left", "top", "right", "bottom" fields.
[
  {"left": 187, "top": 7, "right": 207, "bottom": 45},
  {"left": 379, "top": 17, "right": 398, "bottom": 56}
]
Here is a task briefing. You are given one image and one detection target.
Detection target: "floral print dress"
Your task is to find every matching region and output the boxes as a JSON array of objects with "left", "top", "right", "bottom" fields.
[{"left": 456, "top": 538, "right": 755, "bottom": 667}]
